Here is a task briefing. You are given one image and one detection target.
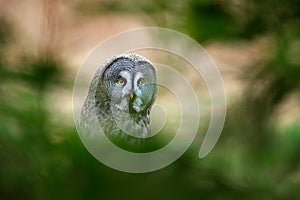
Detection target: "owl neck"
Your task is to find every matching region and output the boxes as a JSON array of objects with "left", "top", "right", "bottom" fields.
[
  {"left": 110, "top": 106, "right": 150, "bottom": 138},
  {"left": 95, "top": 94, "right": 150, "bottom": 138}
]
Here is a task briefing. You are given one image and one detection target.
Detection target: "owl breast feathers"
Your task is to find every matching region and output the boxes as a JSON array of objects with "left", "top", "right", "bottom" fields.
[{"left": 78, "top": 54, "right": 157, "bottom": 147}]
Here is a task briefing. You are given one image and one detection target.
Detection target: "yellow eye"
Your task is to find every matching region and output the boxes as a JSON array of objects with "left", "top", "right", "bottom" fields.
[
  {"left": 137, "top": 78, "right": 145, "bottom": 86},
  {"left": 117, "top": 78, "right": 125, "bottom": 85}
]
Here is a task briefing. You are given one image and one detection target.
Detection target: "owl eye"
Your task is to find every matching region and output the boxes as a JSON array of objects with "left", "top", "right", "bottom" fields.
[
  {"left": 116, "top": 77, "right": 126, "bottom": 86},
  {"left": 137, "top": 78, "right": 145, "bottom": 86}
]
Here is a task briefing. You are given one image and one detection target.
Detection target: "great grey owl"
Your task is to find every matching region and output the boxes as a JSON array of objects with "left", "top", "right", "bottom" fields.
[{"left": 78, "top": 54, "right": 157, "bottom": 151}]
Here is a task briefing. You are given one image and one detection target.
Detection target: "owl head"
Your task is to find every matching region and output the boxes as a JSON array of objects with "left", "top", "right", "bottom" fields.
[
  {"left": 92, "top": 54, "right": 157, "bottom": 138},
  {"left": 101, "top": 55, "right": 156, "bottom": 113}
]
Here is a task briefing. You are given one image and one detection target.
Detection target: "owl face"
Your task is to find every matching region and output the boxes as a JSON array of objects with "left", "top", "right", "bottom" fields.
[{"left": 101, "top": 57, "right": 157, "bottom": 115}]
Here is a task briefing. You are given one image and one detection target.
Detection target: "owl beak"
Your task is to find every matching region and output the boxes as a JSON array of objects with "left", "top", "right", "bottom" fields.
[{"left": 130, "top": 93, "right": 134, "bottom": 99}]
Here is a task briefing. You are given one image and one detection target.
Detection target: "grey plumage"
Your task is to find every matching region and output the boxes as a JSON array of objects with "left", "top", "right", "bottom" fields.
[{"left": 78, "top": 54, "right": 157, "bottom": 150}]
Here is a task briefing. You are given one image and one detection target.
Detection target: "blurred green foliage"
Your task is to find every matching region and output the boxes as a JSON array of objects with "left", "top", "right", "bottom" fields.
[{"left": 1, "top": 0, "right": 300, "bottom": 199}]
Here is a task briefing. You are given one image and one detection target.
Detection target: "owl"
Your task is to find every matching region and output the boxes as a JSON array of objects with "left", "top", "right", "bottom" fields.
[{"left": 78, "top": 54, "right": 157, "bottom": 150}]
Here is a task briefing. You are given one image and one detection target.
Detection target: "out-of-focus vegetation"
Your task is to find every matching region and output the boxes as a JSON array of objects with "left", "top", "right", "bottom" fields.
[{"left": 1, "top": 0, "right": 300, "bottom": 199}]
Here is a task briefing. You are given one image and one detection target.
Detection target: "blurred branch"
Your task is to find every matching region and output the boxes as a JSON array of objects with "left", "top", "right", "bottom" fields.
[{"left": 40, "top": 0, "right": 59, "bottom": 56}]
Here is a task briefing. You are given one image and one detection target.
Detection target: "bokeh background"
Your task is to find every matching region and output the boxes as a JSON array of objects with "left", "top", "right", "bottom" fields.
[{"left": 1, "top": 0, "right": 300, "bottom": 199}]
